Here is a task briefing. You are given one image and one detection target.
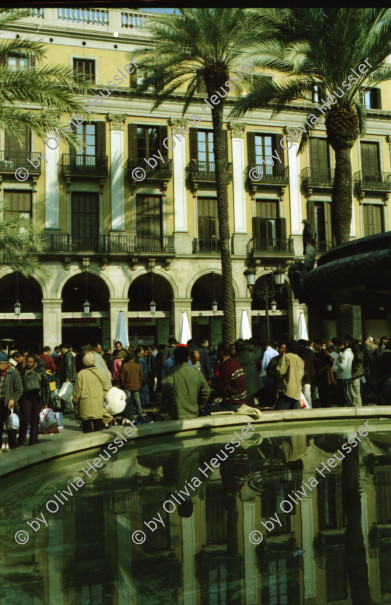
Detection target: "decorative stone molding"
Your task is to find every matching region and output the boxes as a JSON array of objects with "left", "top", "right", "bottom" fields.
[
  {"left": 147, "top": 258, "right": 156, "bottom": 272},
  {"left": 228, "top": 122, "right": 246, "bottom": 139},
  {"left": 130, "top": 257, "right": 138, "bottom": 270},
  {"left": 81, "top": 257, "right": 90, "bottom": 271},
  {"left": 64, "top": 257, "right": 72, "bottom": 271},
  {"left": 100, "top": 257, "right": 108, "bottom": 270},
  {"left": 163, "top": 258, "right": 172, "bottom": 271},
  {"left": 107, "top": 114, "right": 126, "bottom": 131}
]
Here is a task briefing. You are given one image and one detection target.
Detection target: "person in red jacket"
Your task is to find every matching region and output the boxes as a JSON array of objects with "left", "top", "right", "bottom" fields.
[{"left": 215, "top": 342, "right": 247, "bottom": 410}]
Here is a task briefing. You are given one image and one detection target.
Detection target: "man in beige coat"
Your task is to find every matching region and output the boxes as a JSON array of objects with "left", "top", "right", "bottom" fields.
[
  {"left": 73, "top": 353, "right": 109, "bottom": 432},
  {"left": 275, "top": 341, "right": 305, "bottom": 410}
]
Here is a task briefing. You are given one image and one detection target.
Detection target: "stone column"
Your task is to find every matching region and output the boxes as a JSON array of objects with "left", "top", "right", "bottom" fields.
[
  {"left": 228, "top": 122, "right": 247, "bottom": 255},
  {"left": 172, "top": 298, "right": 192, "bottom": 342},
  {"left": 169, "top": 119, "right": 192, "bottom": 254},
  {"left": 301, "top": 496, "right": 317, "bottom": 604},
  {"left": 107, "top": 114, "right": 126, "bottom": 231},
  {"left": 110, "top": 299, "right": 129, "bottom": 347},
  {"left": 116, "top": 513, "right": 135, "bottom": 604},
  {"left": 44, "top": 112, "right": 61, "bottom": 230},
  {"left": 42, "top": 299, "right": 62, "bottom": 348},
  {"left": 242, "top": 499, "right": 258, "bottom": 604},
  {"left": 285, "top": 133, "right": 302, "bottom": 255},
  {"left": 288, "top": 299, "right": 308, "bottom": 339}
]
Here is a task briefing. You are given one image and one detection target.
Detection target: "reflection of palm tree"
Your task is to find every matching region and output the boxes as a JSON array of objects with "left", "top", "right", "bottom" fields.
[{"left": 342, "top": 445, "right": 372, "bottom": 605}]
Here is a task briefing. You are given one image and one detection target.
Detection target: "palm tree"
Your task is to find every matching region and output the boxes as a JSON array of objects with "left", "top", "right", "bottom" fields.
[
  {"left": 0, "top": 8, "right": 93, "bottom": 276},
  {"left": 128, "top": 8, "right": 252, "bottom": 343},
  {"left": 0, "top": 8, "right": 92, "bottom": 144},
  {"left": 230, "top": 8, "right": 391, "bottom": 336}
]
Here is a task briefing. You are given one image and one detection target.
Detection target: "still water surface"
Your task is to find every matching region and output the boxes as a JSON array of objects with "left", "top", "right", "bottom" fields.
[{"left": 0, "top": 420, "right": 390, "bottom": 605}]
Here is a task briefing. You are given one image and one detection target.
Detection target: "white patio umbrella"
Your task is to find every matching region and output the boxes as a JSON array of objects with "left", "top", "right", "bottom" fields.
[
  {"left": 115, "top": 310, "right": 129, "bottom": 347},
  {"left": 296, "top": 312, "right": 308, "bottom": 341},
  {"left": 239, "top": 310, "right": 252, "bottom": 340},
  {"left": 178, "top": 312, "right": 191, "bottom": 344}
]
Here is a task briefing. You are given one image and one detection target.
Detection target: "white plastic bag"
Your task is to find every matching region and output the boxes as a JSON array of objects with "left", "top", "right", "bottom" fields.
[
  {"left": 299, "top": 392, "right": 310, "bottom": 409},
  {"left": 7, "top": 409, "right": 19, "bottom": 430},
  {"left": 58, "top": 381, "right": 73, "bottom": 404},
  {"left": 39, "top": 407, "right": 59, "bottom": 434}
]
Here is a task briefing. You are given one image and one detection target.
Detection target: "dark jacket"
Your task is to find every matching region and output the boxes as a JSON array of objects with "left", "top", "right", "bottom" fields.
[
  {"left": 120, "top": 360, "right": 142, "bottom": 392},
  {"left": 189, "top": 346, "right": 211, "bottom": 381},
  {"left": 351, "top": 344, "right": 365, "bottom": 380},
  {"left": 59, "top": 350, "right": 76, "bottom": 383},
  {"left": 233, "top": 345, "right": 262, "bottom": 397},
  {"left": 21, "top": 365, "right": 50, "bottom": 404},
  {"left": 297, "top": 346, "right": 316, "bottom": 385},
  {"left": 0, "top": 366, "right": 23, "bottom": 405}
]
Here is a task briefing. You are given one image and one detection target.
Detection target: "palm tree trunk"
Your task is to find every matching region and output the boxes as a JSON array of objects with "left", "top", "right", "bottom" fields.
[
  {"left": 331, "top": 146, "right": 354, "bottom": 337},
  {"left": 210, "top": 103, "right": 236, "bottom": 343}
]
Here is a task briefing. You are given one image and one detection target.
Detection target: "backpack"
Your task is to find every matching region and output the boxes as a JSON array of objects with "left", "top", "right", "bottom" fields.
[{"left": 23, "top": 370, "right": 42, "bottom": 392}]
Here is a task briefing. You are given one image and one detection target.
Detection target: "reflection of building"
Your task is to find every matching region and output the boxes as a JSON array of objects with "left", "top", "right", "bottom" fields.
[
  {"left": 1, "top": 8, "right": 391, "bottom": 348},
  {"left": 2, "top": 425, "right": 391, "bottom": 604}
]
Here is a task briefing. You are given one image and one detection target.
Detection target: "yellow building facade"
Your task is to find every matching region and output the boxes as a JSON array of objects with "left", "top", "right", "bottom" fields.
[{"left": 0, "top": 8, "right": 390, "bottom": 349}]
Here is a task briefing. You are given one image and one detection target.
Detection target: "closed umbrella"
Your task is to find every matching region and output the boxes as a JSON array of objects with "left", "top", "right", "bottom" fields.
[
  {"left": 239, "top": 310, "right": 252, "bottom": 340},
  {"left": 115, "top": 310, "right": 129, "bottom": 347},
  {"left": 296, "top": 312, "right": 308, "bottom": 341},
  {"left": 178, "top": 312, "right": 191, "bottom": 344}
]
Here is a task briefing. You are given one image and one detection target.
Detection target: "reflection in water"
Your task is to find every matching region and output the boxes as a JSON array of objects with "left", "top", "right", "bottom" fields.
[{"left": 0, "top": 422, "right": 391, "bottom": 605}]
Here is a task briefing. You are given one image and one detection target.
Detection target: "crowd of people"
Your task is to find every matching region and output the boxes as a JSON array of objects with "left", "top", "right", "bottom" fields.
[{"left": 0, "top": 334, "right": 390, "bottom": 451}]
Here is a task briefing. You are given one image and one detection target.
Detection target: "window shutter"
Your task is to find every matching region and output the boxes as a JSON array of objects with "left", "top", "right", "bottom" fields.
[
  {"left": 189, "top": 128, "right": 198, "bottom": 162},
  {"left": 5, "top": 125, "right": 30, "bottom": 156},
  {"left": 361, "top": 142, "right": 380, "bottom": 176},
  {"left": 373, "top": 88, "right": 381, "bottom": 109},
  {"left": 247, "top": 132, "right": 255, "bottom": 167},
  {"left": 159, "top": 126, "right": 168, "bottom": 159},
  {"left": 324, "top": 202, "right": 333, "bottom": 243},
  {"left": 278, "top": 217, "right": 286, "bottom": 242},
  {"left": 95, "top": 122, "right": 106, "bottom": 159},
  {"left": 252, "top": 217, "right": 268, "bottom": 240},
  {"left": 307, "top": 199, "right": 315, "bottom": 226},
  {"left": 128, "top": 124, "right": 138, "bottom": 162}
]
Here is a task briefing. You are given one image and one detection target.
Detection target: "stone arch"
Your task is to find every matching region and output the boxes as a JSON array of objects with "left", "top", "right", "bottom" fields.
[
  {"left": 0, "top": 266, "right": 47, "bottom": 299},
  {"left": 186, "top": 269, "right": 239, "bottom": 299},
  {"left": 0, "top": 272, "right": 43, "bottom": 313},
  {"left": 55, "top": 266, "right": 115, "bottom": 301},
  {"left": 124, "top": 268, "right": 179, "bottom": 300},
  {"left": 128, "top": 271, "right": 174, "bottom": 312},
  {"left": 61, "top": 272, "right": 111, "bottom": 313}
]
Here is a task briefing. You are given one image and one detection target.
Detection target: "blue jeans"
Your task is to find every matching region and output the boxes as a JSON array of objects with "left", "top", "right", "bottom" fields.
[{"left": 123, "top": 389, "right": 142, "bottom": 416}]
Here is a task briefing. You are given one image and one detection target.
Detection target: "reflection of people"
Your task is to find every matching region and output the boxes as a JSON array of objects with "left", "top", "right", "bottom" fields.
[{"left": 162, "top": 447, "right": 206, "bottom": 517}]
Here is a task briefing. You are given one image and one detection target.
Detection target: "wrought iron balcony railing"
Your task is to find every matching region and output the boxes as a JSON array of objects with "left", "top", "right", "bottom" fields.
[
  {"left": 187, "top": 160, "right": 232, "bottom": 184},
  {"left": 43, "top": 233, "right": 175, "bottom": 254},
  {"left": 193, "top": 237, "right": 221, "bottom": 253},
  {"left": 301, "top": 167, "right": 335, "bottom": 188},
  {"left": 61, "top": 154, "right": 108, "bottom": 178},
  {"left": 0, "top": 151, "right": 42, "bottom": 175},
  {"left": 247, "top": 164, "right": 289, "bottom": 185},
  {"left": 354, "top": 170, "right": 391, "bottom": 192},
  {"left": 127, "top": 158, "right": 172, "bottom": 182},
  {"left": 249, "top": 237, "right": 294, "bottom": 255}
]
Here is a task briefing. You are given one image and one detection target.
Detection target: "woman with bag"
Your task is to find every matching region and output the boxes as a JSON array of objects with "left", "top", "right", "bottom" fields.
[{"left": 17, "top": 354, "right": 50, "bottom": 447}]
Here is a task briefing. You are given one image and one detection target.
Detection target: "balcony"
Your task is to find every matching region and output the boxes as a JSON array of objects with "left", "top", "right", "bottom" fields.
[
  {"left": 127, "top": 159, "right": 172, "bottom": 186},
  {"left": 61, "top": 154, "right": 108, "bottom": 181},
  {"left": 43, "top": 233, "right": 175, "bottom": 255},
  {"left": 187, "top": 160, "right": 232, "bottom": 190},
  {"left": 247, "top": 164, "right": 289, "bottom": 186},
  {"left": 316, "top": 241, "right": 335, "bottom": 254},
  {"left": 193, "top": 237, "right": 220, "bottom": 254},
  {"left": 0, "top": 151, "right": 42, "bottom": 178},
  {"left": 301, "top": 167, "right": 335, "bottom": 195},
  {"left": 249, "top": 237, "right": 294, "bottom": 256},
  {"left": 354, "top": 170, "right": 391, "bottom": 199}
]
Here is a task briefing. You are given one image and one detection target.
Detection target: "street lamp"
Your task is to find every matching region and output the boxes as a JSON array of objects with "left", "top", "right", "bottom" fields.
[
  {"left": 83, "top": 271, "right": 90, "bottom": 315},
  {"left": 244, "top": 264, "right": 285, "bottom": 341},
  {"left": 14, "top": 272, "right": 21, "bottom": 317},
  {"left": 149, "top": 271, "right": 157, "bottom": 314},
  {"left": 211, "top": 272, "right": 218, "bottom": 313}
]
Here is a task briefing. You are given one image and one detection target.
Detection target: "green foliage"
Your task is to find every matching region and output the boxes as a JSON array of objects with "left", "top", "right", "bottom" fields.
[
  {"left": 230, "top": 7, "right": 391, "bottom": 137},
  {"left": 0, "top": 203, "right": 47, "bottom": 278},
  {"left": 0, "top": 8, "right": 95, "bottom": 146}
]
